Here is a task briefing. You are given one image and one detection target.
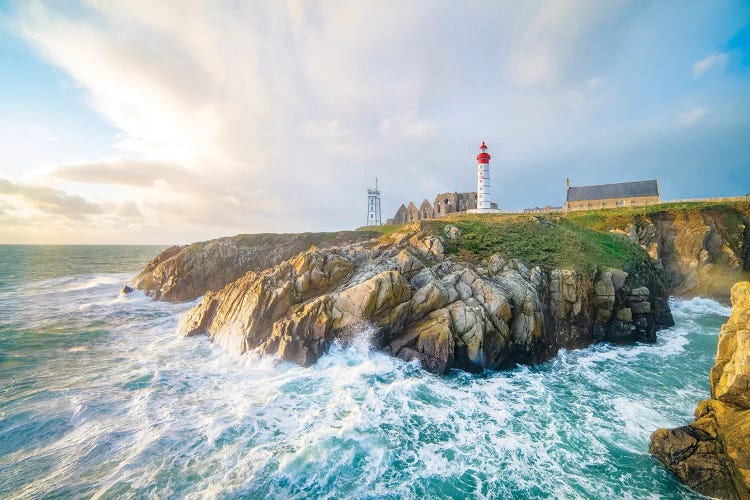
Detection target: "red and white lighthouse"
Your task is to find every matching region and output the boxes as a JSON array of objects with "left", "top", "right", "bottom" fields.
[{"left": 476, "top": 141, "right": 493, "bottom": 211}]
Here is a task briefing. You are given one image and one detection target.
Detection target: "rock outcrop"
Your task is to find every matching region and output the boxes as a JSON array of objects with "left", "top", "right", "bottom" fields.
[
  {"left": 130, "top": 231, "right": 379, "bottom": 301},
  {"left": 178, "top": 225, "right": 674, "bottom": 374},
  {"left": 650, "top": 281, "right": 750, "bottom": 499},
  {"left": 608, "top": 205, "right": 750, "bottom": 300}
]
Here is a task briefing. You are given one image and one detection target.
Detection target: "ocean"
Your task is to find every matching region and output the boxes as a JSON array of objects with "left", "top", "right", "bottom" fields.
[{"left": 0, "top": 245, "right": 730, "bottom": 498}]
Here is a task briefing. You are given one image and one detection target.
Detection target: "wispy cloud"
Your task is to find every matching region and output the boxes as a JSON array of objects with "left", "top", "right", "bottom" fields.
[
  {"left": 301, "top": 120, "right": 353, "bottom": 140},
  {"left": 51, "top": 160, "right": 192, "bottom": 188},
  {"left": 678, "top": 107, "right": 708, "bottom": 126},
  {"left": 0, "top": 178, "right": 104, "bottom": 216},
  {"left": 379, "top": 116, "right": 439, "bottom": 138},
  {"left": 692, "top": 52, "right": 729, "bottom": 77},
  {"left": 506, "top": 1, "right": 622, "bottom": 86}
]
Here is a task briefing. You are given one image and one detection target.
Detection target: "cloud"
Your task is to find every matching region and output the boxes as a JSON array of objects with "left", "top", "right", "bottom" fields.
[
  {"left": 0, "top": 177, "right": 149, "bottom": 242},
  {"left": 51, "top": 159, "right": 193, "bottom": 187},
  {"left": 678, "top": 107, "right": 708, "bottom": 126},
  {"left": 117, "top": 200, "right": 143, "bottom": 219},
  {"left": 506, "top": 1, "right": 624, "bottom": 86},
  {"left": 4, "top": 1, "right": 749, "bottom": 243},
  {"left": 301, "top": 120, "right": 353, "bottom": 140},
  {"left": 692, "top": 52, "right": 729, "bottom": 77},
  {"left": 379, "top": 116, "right": 439, "bottom": 138},
  {"left": 585, "top": 76, "right": 604, "bottom": 91},
  {"left": 0, "top": 178, "right": 104, "bottom": 216}
]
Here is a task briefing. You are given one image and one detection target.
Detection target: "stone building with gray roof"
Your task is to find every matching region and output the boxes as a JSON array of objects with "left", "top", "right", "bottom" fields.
[{"left": 564, "top": 179, "right": 660, "bottom": 211}]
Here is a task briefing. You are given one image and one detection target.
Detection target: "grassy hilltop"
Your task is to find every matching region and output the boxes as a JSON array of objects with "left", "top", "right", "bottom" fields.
[{"left": 359, "top": 200, "right": 750, "bottom": 276}]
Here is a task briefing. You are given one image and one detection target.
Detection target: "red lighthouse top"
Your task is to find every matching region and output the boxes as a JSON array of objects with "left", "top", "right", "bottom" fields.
[{"left": 477, "top": 141, "right": 491, "bottom": 164}]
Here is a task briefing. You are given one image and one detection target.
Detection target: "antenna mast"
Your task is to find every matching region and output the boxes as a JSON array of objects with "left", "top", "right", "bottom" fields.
[{"left": 367, "top": 178, "right": 382, "bottom": 226}]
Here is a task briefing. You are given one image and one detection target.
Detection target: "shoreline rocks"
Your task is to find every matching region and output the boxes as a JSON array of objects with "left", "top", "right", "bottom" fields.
[
  {"left": 130, "top": 231, "right": 379, "bottom": 302},
  {"left": 177, "top": 226, "right": 674, "bottom": 374},
  {"left": 650, "top": 281, "right": 750, "bottom": 499}
]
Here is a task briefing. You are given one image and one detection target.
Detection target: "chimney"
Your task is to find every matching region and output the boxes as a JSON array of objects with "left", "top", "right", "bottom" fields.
[{"left": 566, "top": 178, "right": 570, "bottom": 190}]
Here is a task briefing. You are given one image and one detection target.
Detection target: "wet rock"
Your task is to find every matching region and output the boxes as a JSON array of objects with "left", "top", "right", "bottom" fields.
[
  {"left": 615, "top": 308, "right": 632, "bottom": 322},
  {"left": 629, "top": 301, "right": 651, "bottom": 314}
]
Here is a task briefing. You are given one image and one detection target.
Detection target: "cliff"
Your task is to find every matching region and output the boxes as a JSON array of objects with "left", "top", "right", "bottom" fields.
[
  {"left": 133, "top": 202, "right": 750, "bottom": 304},
  {"left": 568, "top": 202, "right": 750, "bottom": 300},
  {"left": 176, "top": 217, "right": 674, "bottom": 374},
  {"left": 650, "top": 281, "right": 750, "bottom": 499},
  {"left": 130, "top": 231, "right": 379, "bottom": 301}
]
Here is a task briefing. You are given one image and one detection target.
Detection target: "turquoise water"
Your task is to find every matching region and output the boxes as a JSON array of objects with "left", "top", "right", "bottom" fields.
[{"left": 0, "top": 245, "right": 730, "bottom": 498}]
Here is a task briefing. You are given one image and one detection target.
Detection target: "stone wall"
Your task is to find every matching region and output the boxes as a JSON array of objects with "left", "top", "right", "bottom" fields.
[{"left": 564, "top": 195, "right": 660, "bottom": 212}]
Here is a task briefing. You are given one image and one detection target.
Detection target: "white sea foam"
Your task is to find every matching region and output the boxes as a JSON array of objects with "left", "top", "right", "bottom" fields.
[{"left": 671, "top": 295, "right": 732, "bottom": 318}]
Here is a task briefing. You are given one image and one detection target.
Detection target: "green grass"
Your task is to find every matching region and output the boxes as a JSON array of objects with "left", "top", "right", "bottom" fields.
[
  {"left": 566, "top": 201, "right": 750, "bottom": 232},
  {"left": 427, "top": 215, "right": 648, "bottom": 274},
  {"left": 354, "top": 200, "right": 749, "bottom": 273},
  {"left": 355, "top": 224, "right": 404, "bottom": 236}
]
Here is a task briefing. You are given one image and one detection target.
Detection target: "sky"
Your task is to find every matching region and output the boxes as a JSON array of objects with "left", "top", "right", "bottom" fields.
[{"left": 0, "top": 0, "right": 749, "bottom": 244}]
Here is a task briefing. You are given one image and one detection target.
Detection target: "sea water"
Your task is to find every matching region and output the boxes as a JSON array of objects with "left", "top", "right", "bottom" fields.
[{"left": 0, "top": 245, "right": 731, "bottom": 498}]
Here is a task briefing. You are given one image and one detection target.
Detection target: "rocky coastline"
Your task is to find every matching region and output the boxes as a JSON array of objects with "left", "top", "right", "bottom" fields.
[
  {"left": 129, "top": 213, "right": 683, "bottom": 374},
  {"left": 650, "top": 281, "right": 750, "bottom": 499},
  {"left": 127, "top": 203, "right": 750, "bottom": 375},
  {"left": 131, "top": 231, "right": 379, "bottom": 302},
  {"left": 570, "top": 203, "right": 750, "bottom": 300},
  {"left": 127, "top": 202, "right": 750, "bottom": 495}
]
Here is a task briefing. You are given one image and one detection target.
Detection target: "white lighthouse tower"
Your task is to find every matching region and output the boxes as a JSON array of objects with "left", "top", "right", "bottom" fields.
[
  {"left": 476, "top": 141, "right": 493, "bottom": 212},
  {"left": 366, "top": 177, "right": 382, "bottom": 226}
]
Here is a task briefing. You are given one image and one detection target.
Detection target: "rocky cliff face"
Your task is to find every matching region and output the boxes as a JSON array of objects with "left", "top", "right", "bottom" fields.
[
  {"left": 178, "top": 224, "right": 674, "bottom": 374},
  {"left": 650, "top": 281, "right": 750, "bottom": 499},
  {"left": 130, "top": 231, "right": 379, "bottom": 302},
  {"left": 606, "top": 205, "right": 750, "bottom": 300}
]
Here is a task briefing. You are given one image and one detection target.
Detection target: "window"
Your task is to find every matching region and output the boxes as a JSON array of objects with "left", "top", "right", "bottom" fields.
[{"left": 579, "top": 203, "right": 584, "bottom": 208}]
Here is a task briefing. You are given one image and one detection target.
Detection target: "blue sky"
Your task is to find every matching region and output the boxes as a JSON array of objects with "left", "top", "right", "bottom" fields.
[{"left": 0, "top": 1, "right": 749, "bottom": 244}]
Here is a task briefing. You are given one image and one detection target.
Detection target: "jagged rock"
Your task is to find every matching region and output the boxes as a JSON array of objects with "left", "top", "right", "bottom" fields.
[
  {"left": 131, "top": 231, "right": 378, "bottom": 301},
  {"left": 444, "top": 225, "right": 461, "bottom": 240},
  {"left": 650, "top": 281, "right": 750, "bottom": 499},
  {"left": 630, "top": 301, "right": 651, "bottom": 314},
  {"left": 175, "top": 224, "right": 674, "bottom": 375},
  {"left": 712, "top": 284, "right": 750, "bottom": 409},
  {"left": 615, "top": 308, "right": 633, "bottom": 322},
  {"left": 611, "top": 271, "right": 628, "bottom": 294},
  {"left": 619, "top": 207, "right": 750, "bottom": 300},
  {"left": 410, "top": 309, "right": 455, "bottom": 374}
]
